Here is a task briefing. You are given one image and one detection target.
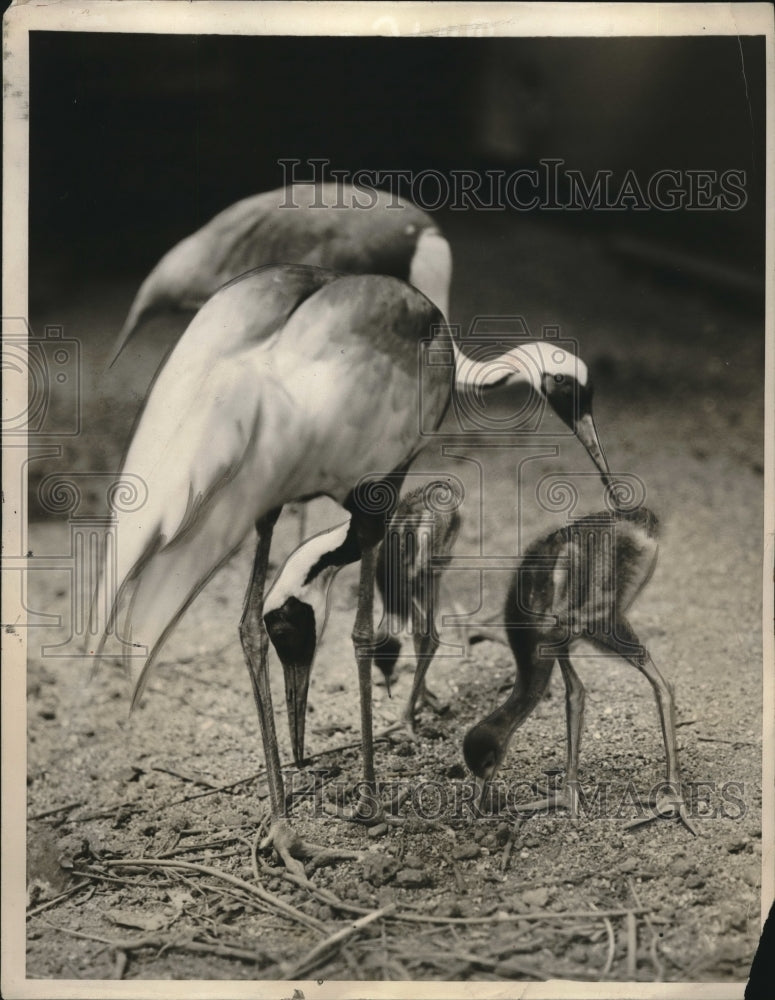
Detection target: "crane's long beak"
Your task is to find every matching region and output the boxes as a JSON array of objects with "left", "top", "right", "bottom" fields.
[
  {"left": 283, "top": 661, "right": 312, "bottom": 768},
  {"left": 475, "top": 776, "right": 490, "bottom": 814},
  {"left": 574, "top": 413, "right": 612, "bottom": 488}
]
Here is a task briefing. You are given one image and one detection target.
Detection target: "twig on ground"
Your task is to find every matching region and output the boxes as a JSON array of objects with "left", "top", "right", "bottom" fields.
[
  {"left": 158, "top": 835, "right": 243, "bottom": 858},
  {"left": 389, "top": 906, "right": 649, "bottom": 926},
  {"left": 625, "top": 909, "right": 638, "bottom": 979},
  {"left": 283, "top": 903, "right": 395, "bottom": 980},
  {"left": 38, "top": 920, "right": 274, "bottom": 966},
  {"left": 500, "top": 819, "right": 522, "bottom": 874},
  {"left": 102, "top": 858, "right": 326, "bottom": 934},
  {"left": 696, "top": 736, "right": 757, "bottom": 747},
  {"left": 391, "top": 947, "right": 547, "bottom": 981},
  {"left": 113, "top": 950, "right": 128, "bottom": 980},
  {"left": 28, "top": 802, "right": 84, "bottom": 822},
  {"left": 590, "top": 902, "right": 615, "bottom": 978},
  {"left": 628, "top": 877, "right": 663, "bottom": 981},
  {"left": 151, "top": 765, "right": 222, "bottom": 789},
  {"left": 26, "top": 880, "right": 91, "bottom": 918},
  {"left": 72, "top": 867, "right": 162, "bottom": 889},
  {"left": 162, "top": 733, "right": 389, "bottom": 810},
  {"left": 71, "top": 802, "right": 148, "bottom": 823}
]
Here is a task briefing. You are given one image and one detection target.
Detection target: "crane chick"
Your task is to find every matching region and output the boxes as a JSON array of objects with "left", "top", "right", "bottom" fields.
[{"left": 463, "top": 506, "right": 696, "bottom": 834}]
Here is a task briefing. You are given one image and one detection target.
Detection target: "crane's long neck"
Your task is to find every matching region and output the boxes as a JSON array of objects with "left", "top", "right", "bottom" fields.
[
  {"left": 490, "top": 626, "right": 555, "bottom": 738},
  {"left": 263, "top": 515, "right": 358, "bottom": 638},
  {"left": 451, "top": 339, "right": 547, "bottom": 395}
]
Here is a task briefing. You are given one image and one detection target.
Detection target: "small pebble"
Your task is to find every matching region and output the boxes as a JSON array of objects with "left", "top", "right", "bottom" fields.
[
  {"left": 522, "top": 887, "right": 550, "bottom": 908},
  {"left": 619, "top": 857, "right": 639, "bottom": 873},
  {"left": 367, "top": 823, "right": 388, "bottom": 838},
  {"left": 495, "top": 823, "right": 511, "bottom": 846},
  {"left": 395, "top": 868, "right": 431, "bottom": 889},
  {"left": 451, "top": 844, "right": 481, "bottom": 861}
]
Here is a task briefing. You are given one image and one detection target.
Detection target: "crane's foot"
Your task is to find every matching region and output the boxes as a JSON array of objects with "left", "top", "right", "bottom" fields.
[
  {"left": 514, "top": 784, "right": 580, "bottom": 817},
  {"left": 375, "top": 698, "right": 445, "bottom": 745},
  {"left": 377, "top": 718, "right": 420, "bottom": 742},
  {"left": 418, "top": 684, "right": 450, "bottom": 716},
  {"left": 624, "top": 785, "right": 698, "bottom": 835},
  {"left": 258, "top": 819, "right": 361, "bottom": 880}
]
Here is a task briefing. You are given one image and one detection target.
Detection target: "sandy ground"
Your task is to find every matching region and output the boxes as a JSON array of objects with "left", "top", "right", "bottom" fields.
[{"left": 23, "top": 213, "right": 764, "bottom": 983}]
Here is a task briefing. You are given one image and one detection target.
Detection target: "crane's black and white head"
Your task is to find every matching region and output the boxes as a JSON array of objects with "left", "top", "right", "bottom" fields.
[
  {"left": 523, "top": 343, "right": 610, "bottom": 485},
  {"left": 263, "top": 522, "right": 349, "bottom": 766},
  {"left": 541, "top": 354, "right": 608, "bottom": 480},
  {"left": 464, "top": 341, "right": 611, "bottom": 486}
]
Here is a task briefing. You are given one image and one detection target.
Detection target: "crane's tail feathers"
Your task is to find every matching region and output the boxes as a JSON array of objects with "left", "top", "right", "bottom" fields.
[
  {"left": 109, "top": 260, "right": 175, "bottom": 367},
  {"left": 109, "top": 299, "right": 151, "bottom": 368},
  {"left": 121, "top": 533, "right": 246, "bottom": 711}
]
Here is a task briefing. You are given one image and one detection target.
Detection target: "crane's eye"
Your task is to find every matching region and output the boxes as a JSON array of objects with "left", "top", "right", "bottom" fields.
[{"left": 554, "top": 374, "right": 565, "bottom": 384}]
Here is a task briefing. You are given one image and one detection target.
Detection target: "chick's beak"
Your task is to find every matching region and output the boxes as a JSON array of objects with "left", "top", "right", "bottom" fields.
[
  {"left": 475, "top": 776, "right": 490, "bottom": 813},
  {"left": 574, "top": 412, "right": 612, "bottom": 488},
  {"left": 283, "top": 661, "right": 312, "bottom": 768}
]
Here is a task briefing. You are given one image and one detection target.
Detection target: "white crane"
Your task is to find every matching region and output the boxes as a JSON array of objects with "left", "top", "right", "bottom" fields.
[{"left": 97, "top": 263, "right": 611, "bottom": 876}]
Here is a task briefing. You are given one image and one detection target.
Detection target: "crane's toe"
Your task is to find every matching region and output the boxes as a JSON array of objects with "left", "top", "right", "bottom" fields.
[
  {"left": 259, "top": 818, "right": 363, "bottom": 880},
  {"left": 259, "top": 819, "right": 309, "bottom": 880},
  {"left": 623, "top": 785, "right": 698, "bottom": 836},
  {"left": 515, "top": 783, "right": 579, "bottom": 817},
  {"left": 653, "top": 785, "right": 698, "bottom": 835}
]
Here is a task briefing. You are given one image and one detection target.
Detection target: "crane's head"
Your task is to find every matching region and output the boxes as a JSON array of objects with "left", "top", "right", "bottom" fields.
[
  {"left": 263, "top": 522, "right": 349, "bottom": 767},
  {"left": 463, "top": 717, "right": 507, "bottom": 812},
  {"left": 520, "top": 343, "right": 611, "bottom": 486},
  {"left": 461, "top": 340, "right": 611, "bottom": 487},
  {"left": 372, "top": 630, "right": 402, "bottom": 697}
]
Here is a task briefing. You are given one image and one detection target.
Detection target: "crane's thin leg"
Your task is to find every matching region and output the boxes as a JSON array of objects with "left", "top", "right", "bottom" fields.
[
  {"left": 593, "top": 618, "right": 696, "bottom": 835},
  {"left": 558, "top": 653, "right": 585, "bottom": 816},
  {"left": 349, "top": 539, "right": 385, "bottom": 823},
  {"left": 403, "top": 561, "right": 450, "bottom": 726},
  {"left": 239, "top": 512, "right": 284, "bottom": 816},
  {"left": 403, "top": 610, "right": 442, "bottom": 730},
  {"left": 517, "top": 652, "right": 585, "bottom": 816},
  {"left": 416, "top": 569, "right": 451, "bottom": 713},
  {"left": 239, "top": 510, "right": 338, "bottom": 877}
]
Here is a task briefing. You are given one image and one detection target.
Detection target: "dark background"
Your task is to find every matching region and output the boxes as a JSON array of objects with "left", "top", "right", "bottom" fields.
[{"left": 30, "top": 33, "right": 766, "bottom": 293}]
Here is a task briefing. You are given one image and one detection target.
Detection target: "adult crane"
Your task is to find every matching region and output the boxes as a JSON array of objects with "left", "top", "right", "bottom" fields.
[
  {"left": 110, "top": 183, "right": 452, "bottom": 364},
  {"left": 96, "top": 263, "right": 612, "bottom": 876},
  {"left": 110, "top": 182, "right": 611, "bottom": 540}
]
